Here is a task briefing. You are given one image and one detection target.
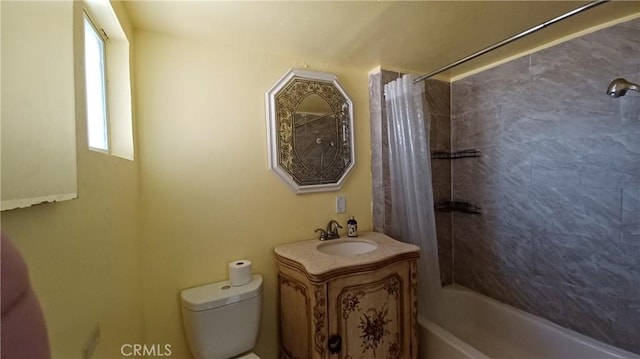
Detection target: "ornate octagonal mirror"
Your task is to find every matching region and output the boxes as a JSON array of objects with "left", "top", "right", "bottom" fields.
[{"left": 266, "top": 69, "right": 355, "bottom": 194}]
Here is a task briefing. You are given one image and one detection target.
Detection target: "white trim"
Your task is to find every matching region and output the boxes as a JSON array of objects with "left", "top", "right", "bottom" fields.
[{"left": 1, "top": 193, "right": 78, "bottom": 211}]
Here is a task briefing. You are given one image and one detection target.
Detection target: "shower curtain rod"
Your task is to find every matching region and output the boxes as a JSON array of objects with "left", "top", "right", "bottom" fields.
[{"left": 413, "top": 0, "right": 609, "bottom": 83}]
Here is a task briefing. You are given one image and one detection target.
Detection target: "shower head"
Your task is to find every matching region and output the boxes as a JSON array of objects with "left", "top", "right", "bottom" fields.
[{"left": 606, "top": 78, "right": 640, "bottom": 98}]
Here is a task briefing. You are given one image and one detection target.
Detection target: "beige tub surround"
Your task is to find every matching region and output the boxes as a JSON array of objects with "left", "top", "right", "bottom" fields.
[{"left": 275, "top": 232, "right": 420, "bottom": 358}]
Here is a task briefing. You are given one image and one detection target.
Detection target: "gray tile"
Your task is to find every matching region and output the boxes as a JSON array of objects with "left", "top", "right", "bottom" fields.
[
  {"left": 439, "top": 262, "right": 453, "bottom": 286},
  {"left": 619, "top": 17, "right": 640, "bottom": 31},
  {"left": 533, "top": 232, "right": 638, "bottom": 300},
  {"left": 622, "top": 187, "right": 640, "bottom": 239},
  {"left": 451, "top": 103, "right": 502, "bottom": 150},
  {"left": 532, "top": 46, "right": 635, "bottom": 92},
  {"left": 452, "top": 143, "right": 531, "bottom": 187},
  {"left": 452, "top": 182, "right": 501, "bottom": 211},
  {"left": 436, "top": 211, "right": 453, "bottom": 286},
  {"left": 454, "top": 227, "right": 533, "bottom": 276},
  {"left": 453, "top": 183, "right": 535, "bottom": 234},
  {"left": 615, "top": 300, "right": 640, "bottom": 354},
  {"left": 424, "top": 78, "right": 450, "bottom": 117},
  {"left": 454, "top": 265, "right": 541, "bottom": 315},
  {"left": 369, "top": 72, "right": 382, "bottom": 111},
  {"left": 431, "top": 158, "right": 451, "bottom": 186},
  {"left": 574, "top": 22, "right": 640, "bottom": 77},
  {"left": 521, "top": 281, "right": 620, "bottom": 347},
  {"left": 452, "top": 56, "right": 530, "bottom": 116},
  {"left": 449, "top": 18, "right": 640, "bottom": 355},
  {"left": 369, "top": 72, "right": 385, "bottom": 232},
  {"left": 620, "top": 218, "right": 640, "bottom": 302},
  {"left": 454, "top": 264, "right": 510, "bottom": 303},
  {"left": 503, "top": 58, "right": 632, "bottom": 144},
  {"left": 530, "top": 139, "right": 582, "bottom": 188},
  {"left": 432, "top": 183, "right": 451, "bottom": 202},
  {"left": 528, "top": 186, "right": 622, "bottom": 238},
  {"left": 429, "top": 113, "right": 451, "bottom": 151},
  {"left": 435, "top": 213, "right": 452, "bottom": 244},
  {"left": 619, "top": 71, "right": 640, "bottom": 127},
  {"left": 503, "top": 90, "right": 622, "bottom": 144},
  {"left": 620, "top": 95, "right": 640, "bottom": 126},
  {"left": 531, "top": 134, "right": 640, "bottom": 189},
  {"left": 531, "top": 20, "right": 640, "bottom": 91},
  {"left": 427, "top": 112, "right": 437, "bottom": 153}
]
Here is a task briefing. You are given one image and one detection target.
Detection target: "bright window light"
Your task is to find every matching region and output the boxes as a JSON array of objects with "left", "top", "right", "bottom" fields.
[{"left": 84, "top": 14, "right": 108, "bottom": 151}]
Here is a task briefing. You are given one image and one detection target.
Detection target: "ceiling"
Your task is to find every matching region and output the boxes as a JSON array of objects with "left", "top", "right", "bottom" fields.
[{"left": 122, "top": 1, "right": 640, "bottom": 80}]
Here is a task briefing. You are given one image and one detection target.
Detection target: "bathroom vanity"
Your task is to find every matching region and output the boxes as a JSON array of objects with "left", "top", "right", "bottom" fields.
[{"left": 274, "top": 232, "right": 420, "bottom": 359}]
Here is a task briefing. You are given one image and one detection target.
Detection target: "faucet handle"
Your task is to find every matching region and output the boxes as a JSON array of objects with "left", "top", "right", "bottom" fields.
[{"left": 315, "top": 228, "right": 328, "bottom": 240}]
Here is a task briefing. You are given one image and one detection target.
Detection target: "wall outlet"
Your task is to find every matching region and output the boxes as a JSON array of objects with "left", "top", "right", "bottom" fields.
[
  {"left": 82, "top": 323, "right": 100, "bottom": 359},
  {"left": 336, "top": 196, "right": 346, "bottom": 214}
]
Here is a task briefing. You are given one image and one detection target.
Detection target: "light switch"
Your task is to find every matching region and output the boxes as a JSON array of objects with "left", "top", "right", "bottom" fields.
[{"left": 336, "top": 196, "right": 346, "bottom": 214}]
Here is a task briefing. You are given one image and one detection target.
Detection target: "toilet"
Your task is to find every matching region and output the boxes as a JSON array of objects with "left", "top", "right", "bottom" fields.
[{"left": 181, "top": 274, "right": 263, "bottom": 359}]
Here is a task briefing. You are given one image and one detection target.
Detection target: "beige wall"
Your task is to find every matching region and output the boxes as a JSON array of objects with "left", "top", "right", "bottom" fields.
[
  {"left": 134, "top": 31, "right": 373, "bottom": 358},
  {"left": 1, "top": 150, "right": 143, "bottom": 359},
  {"left": 1, "top": 2, "right": 372, "bottom": 357},
  {"left": 0, "top": 1, "right": 144, "bottom": 358},
  {"left": 1, "top": 1, "right": 77, "bottom": 209}
]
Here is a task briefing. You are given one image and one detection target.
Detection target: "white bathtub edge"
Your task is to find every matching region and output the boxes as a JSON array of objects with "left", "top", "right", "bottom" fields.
[
  {"left": 418, "top": 315, "right": 490, "bottom": 359},
  {"left": 442, "top": 285, "right": 640, "bottom": 359}
]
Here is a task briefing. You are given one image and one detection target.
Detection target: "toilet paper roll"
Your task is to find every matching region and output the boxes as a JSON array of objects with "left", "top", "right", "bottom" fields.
[{"left": 228, "top": 260, "right": 252, "bottom": 286}]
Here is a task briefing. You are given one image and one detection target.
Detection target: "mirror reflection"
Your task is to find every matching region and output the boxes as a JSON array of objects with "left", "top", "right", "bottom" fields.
[{"left": 294, "top": 94, "right": 338, "bottom": 182}]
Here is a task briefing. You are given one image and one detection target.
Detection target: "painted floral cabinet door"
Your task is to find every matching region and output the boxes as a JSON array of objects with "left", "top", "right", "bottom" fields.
[
  {"left": 275, "top": 244, "right": 419, "bottom": 359},
  {"left": 327, "top": 260, "right": 416, "bottom": 359}
]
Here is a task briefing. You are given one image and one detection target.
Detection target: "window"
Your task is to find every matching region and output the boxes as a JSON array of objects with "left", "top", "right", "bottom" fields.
[
  {"left": 79, "top": 0, "right": 133, "bottom": 160},
  {"left": 84, "top": 13, "right": 109, "bottom": 151}
]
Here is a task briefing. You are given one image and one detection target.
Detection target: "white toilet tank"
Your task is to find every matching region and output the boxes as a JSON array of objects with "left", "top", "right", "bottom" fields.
[{"left": 181, "top": 274, "right": 263, "bottom": 359}]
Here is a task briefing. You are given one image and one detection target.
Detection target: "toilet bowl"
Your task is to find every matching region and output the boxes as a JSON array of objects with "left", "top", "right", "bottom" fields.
[{"left": 181, "top": 274, "right": 263, "bottom": 359}]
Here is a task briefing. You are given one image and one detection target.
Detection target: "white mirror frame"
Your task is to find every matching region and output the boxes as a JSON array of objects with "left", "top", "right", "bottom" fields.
[{"left": 265, "top": 69, "right": 355, "bottom": 194}]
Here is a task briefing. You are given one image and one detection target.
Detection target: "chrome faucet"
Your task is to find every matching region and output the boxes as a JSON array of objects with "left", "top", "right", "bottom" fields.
[
  {"left": 315, "top": 220, "right": 343, "bottom": 240},
  {"left": 315, "top": 228, "right": 328, "bottom": 241},
  {"left": 325, "top": 220, "right": 342, "bottom": 240}
]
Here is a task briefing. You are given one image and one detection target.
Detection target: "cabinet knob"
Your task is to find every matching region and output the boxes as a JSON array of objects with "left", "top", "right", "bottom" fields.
[{"left": 328, "top": 334, "right": 342, "bottom": 354}]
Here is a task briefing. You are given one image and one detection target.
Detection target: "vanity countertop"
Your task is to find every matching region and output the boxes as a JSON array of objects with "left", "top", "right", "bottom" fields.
[{"left": 274, "top": 231, "right": 420, "bottom": 281}]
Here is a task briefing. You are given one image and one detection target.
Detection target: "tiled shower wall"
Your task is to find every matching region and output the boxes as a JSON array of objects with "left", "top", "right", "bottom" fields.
[
  {"left": 370, "top": 17, "right": 639, "bottom": 354},
  {"left": 451, "top": 18, "right": 639, "bottom": 353}
]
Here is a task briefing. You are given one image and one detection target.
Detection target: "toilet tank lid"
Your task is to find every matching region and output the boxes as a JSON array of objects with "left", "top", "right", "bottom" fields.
[{"left": 181, "top": 274, "right": 263, "bottom": 312}]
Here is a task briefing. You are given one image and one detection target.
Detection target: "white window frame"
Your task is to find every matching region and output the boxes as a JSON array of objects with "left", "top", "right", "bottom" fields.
[
  {"left": 78, "top": 0, "right": 134, "bottom": 161},
  {"left": 83, "top": 11, "right": 110, "bottom": 152}
]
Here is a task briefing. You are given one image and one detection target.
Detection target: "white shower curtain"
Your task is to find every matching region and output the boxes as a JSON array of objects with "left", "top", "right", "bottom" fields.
[{"left": 384, "top": 74, "right": 442, "bottom": 323}]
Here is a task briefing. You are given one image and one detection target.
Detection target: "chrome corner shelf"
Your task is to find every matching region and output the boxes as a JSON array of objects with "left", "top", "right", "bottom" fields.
[
  {"left": 431, "top": 149, "right": 481, "bottom": 160},
  {"left": 434, "top": 201, "right": 482, "bottom": 215}
]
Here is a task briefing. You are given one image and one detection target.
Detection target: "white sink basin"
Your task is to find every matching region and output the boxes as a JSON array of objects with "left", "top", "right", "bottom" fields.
[{"left": 317, "top": 239, "right": 378, "bottom": 256}]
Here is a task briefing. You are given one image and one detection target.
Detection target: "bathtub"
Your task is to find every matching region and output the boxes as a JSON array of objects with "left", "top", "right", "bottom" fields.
[{"left": 419, "top": 285, "right": 640, "bottom": 359}]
